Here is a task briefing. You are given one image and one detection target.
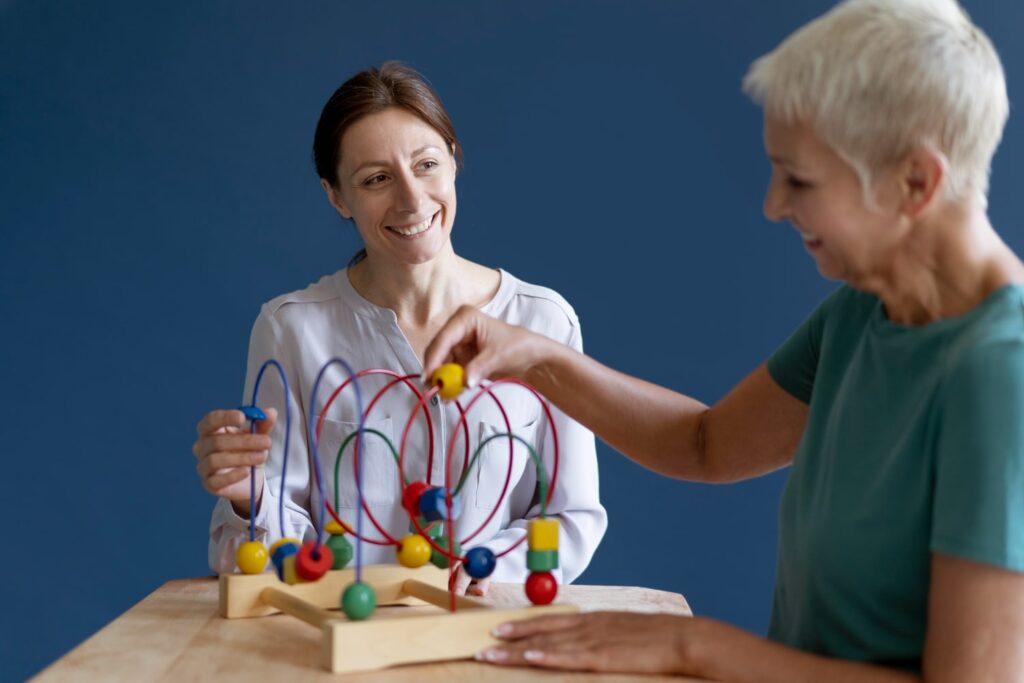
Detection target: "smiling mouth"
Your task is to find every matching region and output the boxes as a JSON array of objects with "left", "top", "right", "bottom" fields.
[
  {"left": 387, "top": 211, "right": 438, "bottom": 238},
  {"left": 797, "top": 230, "right": 822, "bottom": 248}
]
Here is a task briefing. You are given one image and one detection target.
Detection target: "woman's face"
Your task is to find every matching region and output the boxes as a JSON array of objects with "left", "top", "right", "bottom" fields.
[
  {"left": 327, "top": 107, "right": 457, "bottom": 266},
  {"left": 761, "top": 117, "right": 906, "bottom": 284}
]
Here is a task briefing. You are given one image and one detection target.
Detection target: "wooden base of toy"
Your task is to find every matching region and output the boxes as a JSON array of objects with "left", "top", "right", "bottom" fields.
[{"left": 219, "top": 565, "right": 578, "bottom": 673}]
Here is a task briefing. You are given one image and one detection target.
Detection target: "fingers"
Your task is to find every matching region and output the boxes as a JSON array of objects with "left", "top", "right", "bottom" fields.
[
  {"left": 253, "top": 407, "right": 278, "bottom": 434},
  {"left": 196, "top": 409, "right": 247, "bottom": 437},
  {"left": 193, "top": 431, "right": 272, "bottom": 461},
  {"left": 423, "top": 305, "right": 479, "bottom": 380},
  {"left": 203, "top": 466, "right": 251, "bottom": 495},
  {"left": 196, "top": 449, "right": 268, "bottom": 476},
  {"left": 452, "top": 565, "right": 473, "bottom": 596},
  {"left": 491, "top": 613, "right": 583, "bottom": 640},
  {"left": 467, "top": 577, "right": 491, "bottom": 597}
]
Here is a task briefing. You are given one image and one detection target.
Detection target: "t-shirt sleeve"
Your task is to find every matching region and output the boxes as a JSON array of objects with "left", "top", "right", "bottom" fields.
[
  {"left": 766, "top": 291, "right": 834, "bottom": 404},
  {"left": 931, "top": 339, "right": 1024, "bottom": 572}
]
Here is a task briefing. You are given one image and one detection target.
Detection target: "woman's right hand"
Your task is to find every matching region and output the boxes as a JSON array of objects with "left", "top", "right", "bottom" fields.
[
  {"left": 193, "top": 407, "right": 277, "bottom": 517},
  {"left": 423, "top": 305, "right": 560, "bottom": 389}
]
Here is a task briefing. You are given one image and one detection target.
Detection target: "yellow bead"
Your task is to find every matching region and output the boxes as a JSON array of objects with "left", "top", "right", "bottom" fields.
[
  {"left": 430, "top": 363, "right": 465, "bottom": 400},
  {"left": 269, "top": 537, "right": 302, "bottom": 556},
  {"left": 528, "top": 518, "right": 559, "bottom": 551},
  {"left": 236, "top": 541, "right": 269, "bottom": 574},
  {"left": 282, "top": 554, "right": 303, "bottom": 585},
  {"left": 325, "top": 520, "right": 349, "bottom": 536},
  {"left": 396, "top": 534, "right": 432, "bottom": 568}
]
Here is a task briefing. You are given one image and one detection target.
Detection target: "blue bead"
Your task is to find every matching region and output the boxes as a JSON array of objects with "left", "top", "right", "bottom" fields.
[
  {"left": 464, "top": 547, "right": 496, "bottom": 579},
  {"left": 238, "top": 405, "right": 267, "bottom": 422},
  {"left": 270, "top": 542, "right": 299, "bottom": 580},
  {"left": 418, "top": 487, "right": 462, "bottom": 521}
]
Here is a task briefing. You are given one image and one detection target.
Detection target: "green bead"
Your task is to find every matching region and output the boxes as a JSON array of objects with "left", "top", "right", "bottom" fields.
[
  {"left": 430, "top": 535, "right": 461, "bottom": 569},
  {"left": 341, "top": 582, "right": 376, "bottom": 620},
  {"left": 527, "top": 549, "right": 559, "bottom": 572},
  {"left": 326, "top": 534, "right": 353, "bottom": 569}
]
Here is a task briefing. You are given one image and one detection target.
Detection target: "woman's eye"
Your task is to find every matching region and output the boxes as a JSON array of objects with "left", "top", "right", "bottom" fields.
[
  {"left": 364, "top": 174, "right": 388, "bottom": 186},
  {"left": 787, "top": 176, "right": 811, "bottom": 190},
  {"left": 419, "top": 159, "right": 438, "bottom": 170}
]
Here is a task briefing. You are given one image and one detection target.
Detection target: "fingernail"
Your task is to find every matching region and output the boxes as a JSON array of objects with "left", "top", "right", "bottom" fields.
[
  {"left": 491, "top": 622, "right": 513, "bottom": 637},
  {"left": 466, "top": 375, "right": 477, "bottom": 388},
  {"left": 524, "top": 650, "right": 545, "bottom": 662},
  {"left": 476, "top": 648, "right": 507, "bottom": 662}
]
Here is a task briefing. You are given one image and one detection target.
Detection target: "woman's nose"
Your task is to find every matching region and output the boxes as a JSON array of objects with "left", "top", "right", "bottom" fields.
[
  {"left": 763, "top": 180, "right": 789, "bottom": 223},
  {"left": 393, "top": 173, "right": 426, "bottom": 213}
]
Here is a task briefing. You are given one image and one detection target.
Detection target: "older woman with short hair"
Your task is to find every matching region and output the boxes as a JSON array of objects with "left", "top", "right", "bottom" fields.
[{"left": 424, "top": 0, "right": 1024, "bottom": 679}]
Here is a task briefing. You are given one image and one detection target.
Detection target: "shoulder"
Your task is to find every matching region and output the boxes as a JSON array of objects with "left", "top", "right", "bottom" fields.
[
  {"left": 492, "top": 270, "right": 581, "bottom": 342},
  {"left": 249, "top": 270, "right": 349, "bottom": 339},
  {"left": 263, "top": 270, "right": 347, "bottom": 317},
  {"left": 942, "top": 286, "right": 1024, "bottom": 393}
]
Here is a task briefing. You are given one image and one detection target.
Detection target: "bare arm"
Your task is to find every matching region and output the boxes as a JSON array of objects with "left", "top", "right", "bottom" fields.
[
  {"left": 424, "top": 306, "right": 808, "bottom": 483},
  {"left": 480, "top": 553, "right": 1024, "bottom": 681}
]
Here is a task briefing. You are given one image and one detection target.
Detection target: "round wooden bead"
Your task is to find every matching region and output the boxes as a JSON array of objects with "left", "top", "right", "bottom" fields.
[
  {"left": 525, "top": 571, "right": 558, "bottom": 605},
  {"left": 464, "top": 547, "right": 496, "bottom": 579},
  {"left": 430, "top": 363, "right": 465, "bottom": 400},
  {"left": 396, "top": 534, "right": 433, "bottom": 568},
  {"left": 526, "top": 549, "right": 559, "bottom": 572},
  {"left": 326, "top": 533, "right": 353, "bottom": 569},
  {"left": 281, "top": 554, "right": 303, "bottom": 585},
  {"left": 430, "top": 535, "right": 462, "bottom": 569},
  {"left": 341, "top": 582, "right": 377, "bottom": 621},
  {"left": 295, "top": 541, "right": 334, "bottom": 581},
  {"left": 235, "top": 541, "right": 268, "bottom": 575},
  {"left": 419, "top": 486, "right": 462, "bottom": 521},
  {"left": 402, "top": 481, "right": 430, "bottom": 515}
]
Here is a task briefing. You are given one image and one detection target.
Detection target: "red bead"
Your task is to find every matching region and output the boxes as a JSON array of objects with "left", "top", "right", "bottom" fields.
[
  {"left": 295, "top": 541, "right": 334, "bottom": 581},
  {"left": 525, "top": 571, "right": 558, "bottom": 605},
  {"left": 402, "top": 481, "right": 430, "bottom": 515}
]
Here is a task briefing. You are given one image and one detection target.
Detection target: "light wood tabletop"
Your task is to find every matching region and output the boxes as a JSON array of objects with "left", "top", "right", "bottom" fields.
[{"left": 33, "top": 577, "right": 708, "bottom": 682}]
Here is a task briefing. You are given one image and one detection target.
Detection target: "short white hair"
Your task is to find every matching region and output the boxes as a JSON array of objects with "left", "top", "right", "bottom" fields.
[{"left": 743, "top": 0, "right": 1008, "bottom": 203}]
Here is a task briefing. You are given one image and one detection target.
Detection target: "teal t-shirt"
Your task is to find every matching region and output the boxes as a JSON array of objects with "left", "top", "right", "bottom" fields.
[{"left": 766, "top": 284, "right": 1024, "bottom": 670}]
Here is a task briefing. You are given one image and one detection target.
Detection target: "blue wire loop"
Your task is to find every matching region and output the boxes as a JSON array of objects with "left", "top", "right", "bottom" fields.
[
  {"left": 244, "top": 359, "right": 292, "bottom": 543},
  {"left": 307, "top": 358, "right": 365, "bottom": 580}
]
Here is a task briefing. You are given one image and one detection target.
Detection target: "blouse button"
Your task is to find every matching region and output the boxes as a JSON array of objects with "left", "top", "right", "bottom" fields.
[{"left": 430, "top": 395, "right": 440, "bottom": 407}]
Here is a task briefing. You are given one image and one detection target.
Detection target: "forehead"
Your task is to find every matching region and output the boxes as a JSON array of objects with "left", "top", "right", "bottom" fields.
[
  {"left": 763, "top": 116, "right": 840, "bottom": 169},
  {"left": 339, "top": 108, "right": 447, "bottom": 168}
]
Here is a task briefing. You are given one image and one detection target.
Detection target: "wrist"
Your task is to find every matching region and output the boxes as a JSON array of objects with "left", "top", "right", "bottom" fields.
[
  {"left": 523, "top": 335, "right": 568, "bottom": 388},
  {"left": 675, "top": 616, "right": 719, "bottom": 678}
]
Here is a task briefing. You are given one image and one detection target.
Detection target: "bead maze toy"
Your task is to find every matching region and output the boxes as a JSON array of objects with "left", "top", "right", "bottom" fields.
[{"left": 218, "top": 358, "right": 575, "bottom": 673}]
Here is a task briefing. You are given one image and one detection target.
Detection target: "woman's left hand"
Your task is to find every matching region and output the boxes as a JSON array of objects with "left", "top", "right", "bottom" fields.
[
  {"left": 451, "top": 563, "right": 491, "bottom": 596},
  {"left": 476, "top": 611, "right": 698, "bottom": 674}
]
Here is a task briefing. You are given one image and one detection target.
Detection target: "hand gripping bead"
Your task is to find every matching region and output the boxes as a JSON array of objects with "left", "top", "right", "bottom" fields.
[
  {"left": 464, "top": 547, "right": 497, "bottom": 579},
  {"left": 238, "top": 405, "right": 267, "bottom": 422},
  {"left": 295, "top": 541, "right": 334, "bottom": 581},
  {"left": 341, "top": 581, "right": 377, "bottom": 621},
  {"left": 419, "top": 486, "right": 462, "bottom": 522},
  {"left": 525, "top": 571, "right": 558, "bottom": 605},
  {"left": 430, "top": 363, "right": 465, "bottom": 400},
  {"left": 396, "top": 534, "right": 432, "bottom": 568},
  {"left": 236, "top": 541, "right": 268, "bottom": 574}
]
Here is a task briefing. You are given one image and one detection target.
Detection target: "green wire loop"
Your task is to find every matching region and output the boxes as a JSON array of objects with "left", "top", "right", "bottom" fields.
[
  {"left": 333, "top": 428, "right": 407, "bottom": 511},
  {"left": 454, "top": 432, "right": 548, "bottom": 517}
]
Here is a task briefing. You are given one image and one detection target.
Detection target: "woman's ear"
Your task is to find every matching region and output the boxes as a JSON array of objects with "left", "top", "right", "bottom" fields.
[
  {"left": 899, "top": 147, "right": 947, "bottom": 218},
  {"left": 321, "top": 178, "right": 352, "bottom": 219}
]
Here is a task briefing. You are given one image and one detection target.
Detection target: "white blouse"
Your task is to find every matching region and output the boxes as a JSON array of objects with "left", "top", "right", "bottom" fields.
[{"left": 208, "top": 268, "right": 607, "bottom": 583}]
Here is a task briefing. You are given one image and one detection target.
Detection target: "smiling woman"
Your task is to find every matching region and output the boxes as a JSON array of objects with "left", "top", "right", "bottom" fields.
[{"left": 191, "top": 62, "right": 607, "bottom": 596}]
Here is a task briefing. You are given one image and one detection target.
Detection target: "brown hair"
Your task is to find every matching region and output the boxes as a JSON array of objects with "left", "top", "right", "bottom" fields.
[{"left": 313, "top": 61, "right": 463, "bottom": 187}]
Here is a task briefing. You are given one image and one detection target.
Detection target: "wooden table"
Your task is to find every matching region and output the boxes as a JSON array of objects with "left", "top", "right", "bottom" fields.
[{"left": 33, "top": 577, "right": 707, "bottom": 682}]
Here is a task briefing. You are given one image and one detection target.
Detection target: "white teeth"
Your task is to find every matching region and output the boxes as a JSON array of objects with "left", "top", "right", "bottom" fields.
[
  {"left": 798, "top": 231, "right": 819, "bottom": 243},
  {"left": 389, "top": 216, "right": 432, "bottom": 236}
]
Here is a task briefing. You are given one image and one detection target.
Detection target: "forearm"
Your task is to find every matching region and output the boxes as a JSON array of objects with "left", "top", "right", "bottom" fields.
[
  {"left": 525, "top": 339, "right": 712, "bottom": 481},
  {"left": 689, "top": 619, "right": 919, "bottom": 683}
]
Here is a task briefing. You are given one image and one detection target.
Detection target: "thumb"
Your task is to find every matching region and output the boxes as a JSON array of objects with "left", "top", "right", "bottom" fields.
[{"left": 253, "top": 406, "right": 278, "bottom": 434}]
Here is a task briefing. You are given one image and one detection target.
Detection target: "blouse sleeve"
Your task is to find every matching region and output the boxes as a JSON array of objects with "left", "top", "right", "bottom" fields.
[{"left": 207, "top": 305, "right": 316, "bottom": 573}]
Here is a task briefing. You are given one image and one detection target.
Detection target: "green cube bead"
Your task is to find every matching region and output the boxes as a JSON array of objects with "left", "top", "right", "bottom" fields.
[
  {"left": 527, "top": 549, "right": 559, "bottom": 572},
  {"left": 326, "top": 534, "right": 353, "bottom": 569},
  {"left": 430, "top": 536, "right": 461, "bottom": 569}
]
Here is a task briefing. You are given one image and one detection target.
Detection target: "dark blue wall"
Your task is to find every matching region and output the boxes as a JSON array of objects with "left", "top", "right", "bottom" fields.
[{"left": 3, "top": 1, "right": 1022, "bottom": 679}]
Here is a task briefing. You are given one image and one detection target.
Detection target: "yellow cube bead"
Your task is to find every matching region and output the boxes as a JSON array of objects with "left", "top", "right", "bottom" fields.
[
  {"left": 282, "top": 554, "right": 303, "bottom": 585},
  {"left": 528, "top": 518, "right": 559, "bottom": 551},
  {"left": 430, "top": 363, "right": 465, "bottom": 400}
]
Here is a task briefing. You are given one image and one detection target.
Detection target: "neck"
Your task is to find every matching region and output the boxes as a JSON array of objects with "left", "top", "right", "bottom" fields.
[
  {"left": 347, "top": 245, "right": 489, "bottom": 327},
  {"left": 854, "top": 201, "right": 1023, "bottom": 325}
]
